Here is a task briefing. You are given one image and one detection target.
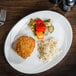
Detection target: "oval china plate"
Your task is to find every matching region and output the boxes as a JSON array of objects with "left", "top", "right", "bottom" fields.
[{"left": 4, "top": 11, "right": 73, "bottom": 74}]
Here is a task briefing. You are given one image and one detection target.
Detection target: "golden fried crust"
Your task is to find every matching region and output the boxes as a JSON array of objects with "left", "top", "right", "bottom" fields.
[{"left": 14, "top": 35, "right": 35, "bottom": 59}]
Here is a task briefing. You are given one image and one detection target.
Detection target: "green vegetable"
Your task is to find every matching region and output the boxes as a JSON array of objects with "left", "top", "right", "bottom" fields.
[
  {"left": 44, "top": 19, "right": 52, "bottom": 26},
  {"left": 29, "top": 18, "right": 35, "bottom": 26},
  {"left": 48, "top": 26, "right": 54, "bottom": 33}
]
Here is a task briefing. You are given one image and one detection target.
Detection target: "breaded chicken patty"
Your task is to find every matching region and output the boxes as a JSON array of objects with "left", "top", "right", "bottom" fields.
[{"left": 14, "top": 35, "right": 35, "bottom": 59}]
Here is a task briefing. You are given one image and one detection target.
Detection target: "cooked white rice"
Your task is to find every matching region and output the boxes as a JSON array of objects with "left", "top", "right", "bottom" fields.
[{"left": 38, "top": 38, "right": 60, "bottom": 62}]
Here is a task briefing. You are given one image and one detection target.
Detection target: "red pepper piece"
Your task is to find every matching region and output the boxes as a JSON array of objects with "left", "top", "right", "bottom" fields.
[{"left": 35, "top": 18, "right": 45, "bottom": 32}]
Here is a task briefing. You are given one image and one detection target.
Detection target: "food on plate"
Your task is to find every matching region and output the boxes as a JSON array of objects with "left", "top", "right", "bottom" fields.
[
  {"left": 35, "top": 19, "right": 45, "bottom": 32},
  {"left": 14, "top": 35, "right": 35, "bottom": 59},
  {"left": 35, "top": 19, "right": 45, "bottom": 39},
  {"left": 29, "top": 18, "right": 36, "bottom": 32},
  {"left": 44, "top": 19, "right": 54, "bottom": 35},
  {"left": 36, "top": 31, "right": 44, "bottom": 39},
  {"left": 48, "top": 26, "right": 54, "bottom": 33},
  {"left": 38, "top": 38, "right": 60, "bottom": 62},
  {"left": 29, "top": 18, "right": 54, "bottom": 39},
  {"left": 44, "top": 19, "right": 51, "bottom": 26}
]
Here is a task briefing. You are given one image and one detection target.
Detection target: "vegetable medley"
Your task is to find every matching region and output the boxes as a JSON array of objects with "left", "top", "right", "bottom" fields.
[{"left": 29, "top": 18, "right": 54, "bottom": 39}]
